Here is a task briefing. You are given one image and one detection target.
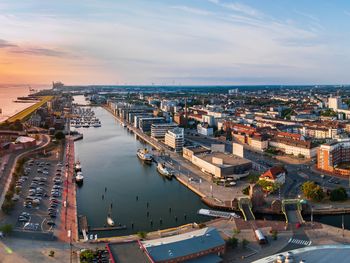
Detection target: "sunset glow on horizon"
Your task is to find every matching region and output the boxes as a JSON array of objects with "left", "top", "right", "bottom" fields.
[{"left": 1, "top": 0, "right": 350, "bottom": 86}]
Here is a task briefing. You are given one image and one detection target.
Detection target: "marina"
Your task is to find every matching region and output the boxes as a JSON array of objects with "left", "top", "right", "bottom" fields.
[{"left": 73, "top": 105, "right": 209, "bottom": 237}]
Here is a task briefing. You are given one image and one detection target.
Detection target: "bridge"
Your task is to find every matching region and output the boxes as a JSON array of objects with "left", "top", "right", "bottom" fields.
[
  {"left": 5, "top": 96, "right": 53, "bottom": 123},
  {"left": 282, "top": 199, "right": 305, "bottom": 224},
  {"left": 238, "top": 198, "right": 255, "bottom": 221}
]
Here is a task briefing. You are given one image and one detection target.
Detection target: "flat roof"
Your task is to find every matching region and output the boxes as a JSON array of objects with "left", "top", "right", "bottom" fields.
[
  {"left": 141, "top": 227, "right": 225, "bottom": 262},
  {"left": 253, "top": 244, "right": 350, "bottom": 263},
  {"left": 108, "top": 241, "right": 149, "bottom": 263},
  {"left": 197, "top": 152, "right": 251, "bottom": 167}
]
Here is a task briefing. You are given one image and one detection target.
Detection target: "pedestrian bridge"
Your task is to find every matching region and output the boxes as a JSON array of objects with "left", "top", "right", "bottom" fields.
[
  {"left": 282, "top": 199, "right": 305, "bottom": 224},
  {"left": 238, "top": 198, "right": 255, "bottom": 221}
]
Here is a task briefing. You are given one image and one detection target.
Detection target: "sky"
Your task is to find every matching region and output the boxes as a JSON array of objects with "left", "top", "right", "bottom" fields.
[{"left": 0, "top": 0, "right": 350, "bottom": 86}]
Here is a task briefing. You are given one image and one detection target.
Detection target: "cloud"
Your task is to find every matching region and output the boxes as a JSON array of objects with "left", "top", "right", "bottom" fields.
[
  {"left": 171, "top": 6, "right": 212, "bottom": 16},
  {"left": 208, "top": 0, "right": 262, "bottom": 17},
  {"left": 0, "top": 39, "right": 17, "bottom": 48},
  {"left": 10, "top": 47, "right": 67, "bottom": 57}
]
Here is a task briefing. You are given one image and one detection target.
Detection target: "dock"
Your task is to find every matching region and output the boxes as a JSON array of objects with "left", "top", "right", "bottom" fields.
[{"left": 90, "top": 225, "right": 127, "bottom": 231}]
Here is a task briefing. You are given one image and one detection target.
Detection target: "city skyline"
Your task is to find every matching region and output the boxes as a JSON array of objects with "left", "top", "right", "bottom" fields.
[{"left": 0, "top": 0, "right": 350, "bottom": 85}]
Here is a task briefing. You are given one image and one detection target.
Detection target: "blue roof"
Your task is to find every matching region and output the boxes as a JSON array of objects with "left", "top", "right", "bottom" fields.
[{"left": 142, "top": 227, "right": 225, "bottom": 262}]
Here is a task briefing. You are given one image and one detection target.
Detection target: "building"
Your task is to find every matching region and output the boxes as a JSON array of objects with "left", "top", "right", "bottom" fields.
[
  {"left": 259, "top": 166, "right": 286, "bottom": 185},
  {"left": 183, "top": 146, "right": 211, "bottom": 161},
  {"left": 197, "top": 123, "right": 214, "bottom": 136},
  {"left": 317, "top": 139, "right": 350, "bottom": 176},
  {"left": 202, "top": 115, "right": 215, "bottom": 126},
  {"left": 248, "top": 135, "right": 268, "bottom": 151},
  {"left": 140, "top": 227, "right": 225, "bottom": 263},
  {"left": 188, "top": 150, "right": 252, "bottom": 179},
  {"left": 269, "top": 136, "right": 318, "bottom": 158},
  {"left": 164, "top": 127, "right": 184, "bottom": 152},
  {"left": 139, "top": 117, "right": 165, "bottom": 133},
  {"left": 328, "top": 96, "right": 342, "bottom": 110},
  {"left": 151, "top": 123, "right": 178, "bottom": 139}
]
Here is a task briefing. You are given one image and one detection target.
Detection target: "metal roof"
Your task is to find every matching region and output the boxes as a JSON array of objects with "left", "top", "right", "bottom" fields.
[{"left": 141, "top": 227, "right": 225, "bottom": 262}]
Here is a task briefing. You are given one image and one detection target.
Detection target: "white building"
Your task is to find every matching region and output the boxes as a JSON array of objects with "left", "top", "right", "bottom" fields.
[
  {"left": 165, "top": 127, "right": 184, "bottom": 152},
  {"left": 151, "top": 123, "right": 178, "bottom": 138},
  {"left": 202, "top": 115, "right": 215, "bottom": 126},
  {"left": 328, "top": 97, "right": 342, "bottom": 110},
  {"left": 197, "top": 123, "right": 214, "bottom": 136}
]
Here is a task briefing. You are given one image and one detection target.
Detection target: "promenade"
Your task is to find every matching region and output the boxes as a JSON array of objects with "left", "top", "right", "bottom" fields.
[{"left": 56, "top": 137, "right": 78, "bottom": 243}]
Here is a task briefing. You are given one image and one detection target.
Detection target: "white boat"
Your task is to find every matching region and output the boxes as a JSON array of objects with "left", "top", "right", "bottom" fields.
[
  {"left": 157, "top": 163, "right": 173, "bottom": 179},
  {"left": 92, "top": 122, "right": 101, "bottom": 127},
  {"left": 107, "top": 203, "right": 115, "bottom": 226},
  {"left": 137, "top": 149, "right": 153, "bottom": 163},
  {"left": 82, "top": 123, "right": 90, "bottom": 128},
  {"left": 76, "top": 172, "right": 84, "bottom": 184},
  {"left": 75, "top": 161, "right": 82, "bottom": 172},
  {"left": 75, "top": 124, "right": 82, "bottom": 128}
]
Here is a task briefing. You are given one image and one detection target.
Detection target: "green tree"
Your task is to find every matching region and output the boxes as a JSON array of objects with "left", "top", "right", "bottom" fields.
[
  {"left": 0, "top": 224, "right": 13, "bottom": 235},
  {"left": 330, "top": 187, "right": 348, "bottom": 201},
  {"left": 302, "top": 181, "right": 324, "bottom": 202},
  {"left": 242, "top": 239, "right": 249, "bottom": 249},
  {"left": 137, "top": 231, "right": 148, "bottom": 239},
  {"left": 54, "top": 131, "right": 65, "bottom": 140},
  {"left": 80, "top": 250, "right": 94, "bottom": 262},
  {"left": 271, "top": 230, "right": 278, "bottom": 240},
  {"left": 227, "top": 236, "right": 238, "bottom": 248}
]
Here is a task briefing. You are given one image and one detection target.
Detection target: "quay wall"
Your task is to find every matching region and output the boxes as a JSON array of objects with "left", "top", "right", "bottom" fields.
[{"left": 102, "top": 105, "right": 350, "bottom": 217}]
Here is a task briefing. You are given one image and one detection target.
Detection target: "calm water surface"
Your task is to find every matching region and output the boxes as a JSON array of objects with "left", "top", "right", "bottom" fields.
[{"left": 74, "top": 107, "right": 208, "bottom": 237}]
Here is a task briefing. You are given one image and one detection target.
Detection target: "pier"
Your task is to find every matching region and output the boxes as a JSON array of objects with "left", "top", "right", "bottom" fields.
[{"left": 56, "top": 137, "right": 78, "bottom": 242}]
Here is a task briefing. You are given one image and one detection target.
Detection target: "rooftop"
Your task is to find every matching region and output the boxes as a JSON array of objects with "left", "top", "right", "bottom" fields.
[
  {"left": 197, "top": 151, "right": 251, "bottom": 167},
  {"left": 141, "top": 227, "right": 225, "bottom": 262},
  {"left": 253, "top": 244, "right": 350, "bottom": 263},
  {"left": 108, "top": 241, "right": 149, "bottom": 263}
]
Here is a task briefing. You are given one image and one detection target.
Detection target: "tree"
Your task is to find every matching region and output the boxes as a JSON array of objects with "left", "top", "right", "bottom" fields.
[
  {"left": 330, "top": 187, "right": 348, "bottom": 201},
  {"left": 271, "top": 229, "right": 278, "bottom": 240},
  {"left": 227, "top": 237, "right": 238, "bottom": 248},
  {"left": 247, "top": 172, "right": 260, "bottom": 184},
  {"left": 54, "top": 131, "right": 65, "bottom": 140},
  {"left": 80, "top": 249, "right": 94, "bottom": 262},
  {"left": 137, "top": 231, "right": 148, "bottom": 239},
  {"left": 242, "top": 239, "right": 249, "bottom": 249},
  {"left": 302, "top": 181, "right": 324, "bottom": 202},
  {"left": 0, "top": 224, "right": 13, "bottom": 236}
]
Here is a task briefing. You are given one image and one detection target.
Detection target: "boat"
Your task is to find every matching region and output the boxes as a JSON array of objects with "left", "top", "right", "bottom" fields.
[
  {"left": 75, "top": 161, "right": 82, "bottom": 172},
  {"left": 82, "top": 123, "right": 90, "bottom": 128},
  {"left": 75, "top": 172, "right": 84, "bottom": 184},
  {"left": 137, "top": 149, "right": 153, "bottom": 163},
  {"left": 122, "top": 122, "right": 127, "bottom": 127},
  {"left": 75, "top": 124, "right": 82, "bottom": 128},
  {"left": 107, "top": 203, "right": 115, "bottom": 226},
  {"left": 92, "top": 122, "right": 101, "bottom": 128},
  {"left": 157, "top": 162, "right": 173, "bottom": 179}
]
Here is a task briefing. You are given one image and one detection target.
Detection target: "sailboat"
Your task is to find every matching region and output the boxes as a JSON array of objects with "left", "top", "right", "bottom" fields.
[{"left": 107, "top": 203, "right": 115, "bottom": 227}]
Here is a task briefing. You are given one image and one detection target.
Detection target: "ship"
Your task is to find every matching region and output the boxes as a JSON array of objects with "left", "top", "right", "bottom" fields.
[
  {"left": 75, "top": 171, "right": 84, "bottom": 185},
  {"left": 75, "top": 161, "right": 82, "bottom": 172},
  {"left": 157, "top": 162, "right": 173, "bottom": 179},
  {"left": 107, "top": 203, "right": 115, "bottom": 226},
  {"left": 137, "top": 149, "right": 153, "bottom": 163}
]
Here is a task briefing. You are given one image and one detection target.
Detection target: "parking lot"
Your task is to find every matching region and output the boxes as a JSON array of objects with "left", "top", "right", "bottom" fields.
[{"left": 9, "top": 158, "right": 65, "bottom": 233}]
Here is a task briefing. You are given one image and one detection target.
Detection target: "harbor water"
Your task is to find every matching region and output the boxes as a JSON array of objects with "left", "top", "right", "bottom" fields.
[{"left": 74, "top": 106, "right": 209, "bottom": 237}]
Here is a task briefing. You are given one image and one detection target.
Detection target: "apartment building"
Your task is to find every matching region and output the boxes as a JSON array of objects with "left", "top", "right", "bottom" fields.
[
  {"left": 151, "top": 123, "right": 178, "bottom": 138},
  {"left": 164, "top": 127, "right": 184, "bottom": 152},
  {"left": 317, "top": 139, "right": 350, "bottom": 176},
  {"left": 139, "top": 117, "right": 165, "bottom": 133}
]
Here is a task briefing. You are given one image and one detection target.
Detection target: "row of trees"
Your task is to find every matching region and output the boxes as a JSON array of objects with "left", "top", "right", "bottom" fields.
[{"left": 302, "top": 181, "right": 348, "bottom": 202}]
